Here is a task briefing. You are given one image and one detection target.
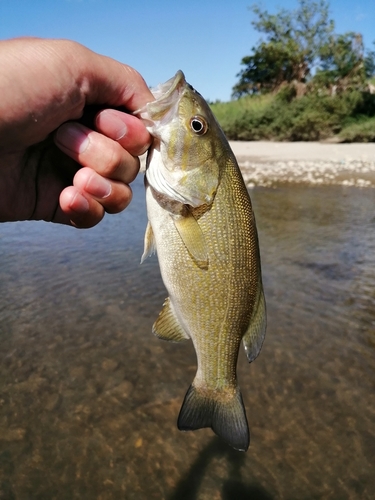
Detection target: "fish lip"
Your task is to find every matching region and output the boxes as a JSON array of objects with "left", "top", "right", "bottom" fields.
[
  {"left": 150, "top": 70, "right": 186, "bottom": 101},
  {"left": 133, "top": 70, "right": 186, "bottom": 119}
]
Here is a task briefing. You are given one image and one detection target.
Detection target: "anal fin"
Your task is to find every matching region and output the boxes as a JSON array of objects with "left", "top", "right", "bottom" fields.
[{"left": 153, "top": 297, "right": 190, "bottom": 342}]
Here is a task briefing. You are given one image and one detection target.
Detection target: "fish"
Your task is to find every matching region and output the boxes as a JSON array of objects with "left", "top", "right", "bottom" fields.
[{"left": 135, "top": 71, "right": 266, "bottom": 451}]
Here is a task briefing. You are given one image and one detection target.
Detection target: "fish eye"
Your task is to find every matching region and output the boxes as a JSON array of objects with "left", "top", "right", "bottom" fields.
[{"left": 190, "top": 116, "right": 208, "bottom": 135}]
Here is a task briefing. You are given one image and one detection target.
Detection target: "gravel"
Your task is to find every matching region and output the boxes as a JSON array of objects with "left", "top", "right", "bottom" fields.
[{"left": 230, "top": 141, "right": 375, "bottom": 188}]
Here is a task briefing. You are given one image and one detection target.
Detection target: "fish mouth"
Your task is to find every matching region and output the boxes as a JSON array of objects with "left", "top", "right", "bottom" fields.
[
  {"left": 134, "top": 70, "right": 186, "bottom": 125},
  {"left": 150, "top": 70, "right": 186, "bottom": 101}
]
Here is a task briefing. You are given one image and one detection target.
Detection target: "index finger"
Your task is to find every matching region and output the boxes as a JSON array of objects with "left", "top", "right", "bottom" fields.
[{"left": 95, "top": 109, "right": 152, "bottom": 156}]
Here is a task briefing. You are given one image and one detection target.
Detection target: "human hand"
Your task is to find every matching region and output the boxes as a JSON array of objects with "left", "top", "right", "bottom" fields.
[{"left": 0, "top": 37, "right": 153, "bottom": 228}]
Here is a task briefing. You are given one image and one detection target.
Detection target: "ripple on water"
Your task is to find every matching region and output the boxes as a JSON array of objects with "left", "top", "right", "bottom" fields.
[{"left": 0, "top": 177, "right": 374, "bottom": 499}]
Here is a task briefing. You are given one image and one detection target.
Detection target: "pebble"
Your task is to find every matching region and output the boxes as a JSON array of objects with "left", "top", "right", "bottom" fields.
[
  {"left": 239, "top": 159, "right": 375, "bottom": 188},
  {"left": 0, "top": 427, "right": 26, "bottom": 442}
]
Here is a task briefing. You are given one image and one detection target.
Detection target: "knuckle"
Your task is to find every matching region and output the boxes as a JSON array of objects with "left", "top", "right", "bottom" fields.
[
  {"left": 100, "top": 143, "right": 125, "bottom": 178},
  {"left": 104, "top": 185, "right": 132, "bottom": 214}
]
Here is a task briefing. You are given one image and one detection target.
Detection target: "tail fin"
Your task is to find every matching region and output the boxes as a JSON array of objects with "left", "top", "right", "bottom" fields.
[{"left": 177, "top": 384, "right": 249, "bottom": 451}]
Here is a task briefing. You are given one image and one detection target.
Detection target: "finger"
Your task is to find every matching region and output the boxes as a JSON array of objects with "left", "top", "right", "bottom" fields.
[
  {"left": 95, "top": 109, "right": 152, "bottom": 156},
  {"left": 73, "top": 167, "right": 133, "bottom": 214},
  {"left": 58, "top": 186, "right": 105, "bottom": 228},
  {"left": 54, "top": 123, "right": 140, "bottom": 184},
  {"left": 58, "top": 167, "right": 133, "bottom": 227}
]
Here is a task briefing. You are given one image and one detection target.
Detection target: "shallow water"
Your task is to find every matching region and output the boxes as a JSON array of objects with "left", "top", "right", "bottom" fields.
[{"left": 0, "top": 176, "right": 374, "bottom": 499}]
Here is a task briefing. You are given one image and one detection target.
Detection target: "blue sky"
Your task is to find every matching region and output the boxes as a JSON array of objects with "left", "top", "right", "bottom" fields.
[{"left": 1, "top": 0, "right": 375, "bottom": 102}]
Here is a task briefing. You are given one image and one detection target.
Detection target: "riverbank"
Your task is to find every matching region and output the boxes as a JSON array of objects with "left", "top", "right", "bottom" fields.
[
  {"left": 210, "top": 91, "right": 375, "bottom": 143},
  {"left": 231, "top": 141, "right": 375, "bottom": 188}
]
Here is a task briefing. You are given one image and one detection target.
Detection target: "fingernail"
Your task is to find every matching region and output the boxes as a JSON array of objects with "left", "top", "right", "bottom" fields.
[
  {"left": 96, "top": 110, "right": 127, "bottom": 141},
  {"left": 69, "top": 191, "right": 90, "bottom": 213},
  {"left": 56, "top": 124, "right": 90, "bottom": 153},
  {"left": 85, "top": 174, "right": 112, "bottom": 199}
]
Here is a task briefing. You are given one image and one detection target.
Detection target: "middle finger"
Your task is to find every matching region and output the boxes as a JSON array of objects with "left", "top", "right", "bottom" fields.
[{"left": 55, "top": 123, "right": 140, "bottom": 184}]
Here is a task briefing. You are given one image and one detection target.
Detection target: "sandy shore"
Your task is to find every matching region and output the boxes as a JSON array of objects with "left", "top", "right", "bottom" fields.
[
  {"left": 140, "top": 141, "right": 375, "bottom": 188},
  {"left": 230, "top": 141, "right": 375, "bottom": 188}
]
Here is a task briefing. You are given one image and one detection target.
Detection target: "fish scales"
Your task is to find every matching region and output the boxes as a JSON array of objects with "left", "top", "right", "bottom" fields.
[{"left": 136, "top": 71, "right": 266, "bottom": 451}]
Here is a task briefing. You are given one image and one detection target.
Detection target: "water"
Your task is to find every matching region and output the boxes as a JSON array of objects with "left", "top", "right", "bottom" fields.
[{"left": 0, "top": 176, "right": 374, "bottom": 499}]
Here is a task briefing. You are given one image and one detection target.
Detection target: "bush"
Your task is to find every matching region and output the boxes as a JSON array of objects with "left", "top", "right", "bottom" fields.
[
  {"left": 210, "top": 89, "right": 375, "bottom": 142},
  {"left": 339, "top": 116, "right": 375, "bottom": 142}
]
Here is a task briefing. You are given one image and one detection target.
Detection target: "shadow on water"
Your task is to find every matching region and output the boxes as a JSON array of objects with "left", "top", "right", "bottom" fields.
[{"left": 168, "top": 438, "right": 273, "bottom": 500}]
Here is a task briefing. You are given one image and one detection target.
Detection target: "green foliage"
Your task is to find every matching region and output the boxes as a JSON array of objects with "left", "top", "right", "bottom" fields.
[
  {"left": 315, "top": 32, "right": 367, "bottom": 89},
  {"left": 275, "top": 84, "right": 297, "bottom": 103},
  {"left": 232, "top": 42, "right": 299, "bottom": 96},
  {"left": 234, "top": 0, "right": 375, "bottom": 96},
  {"left": 211, "top": 90, "right": 375, "bottom": 142},
  {"left": 227, "top": 0, "right": 375, "bottom": 141},
  {"left": 233, "top": 0, "right": 334, "bottom": 96},
  {"left": 339, "top": 116, "right": 375, "bottom": 142},
  {"left": 364, "top": 43, "right": 375, "bottom": 78}
]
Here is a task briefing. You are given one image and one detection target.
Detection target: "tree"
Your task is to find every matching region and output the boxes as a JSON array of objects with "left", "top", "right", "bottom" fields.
[
  {"left": 233, "top": 0, "right": 334, "bottom": 97},
  {"left": 232, "top": 41, "right": 301, "bottom": 96},
  {"left": 312, "top": 32, "right": 366, "bottom": 92},
  {"left": 364, "top": 43, "right": 375, "bottom": 79}
]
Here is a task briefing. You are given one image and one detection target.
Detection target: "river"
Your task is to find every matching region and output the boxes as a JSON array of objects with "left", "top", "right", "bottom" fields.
[{"left": 0, "top": 175, "right": 374, "bottom": 499}]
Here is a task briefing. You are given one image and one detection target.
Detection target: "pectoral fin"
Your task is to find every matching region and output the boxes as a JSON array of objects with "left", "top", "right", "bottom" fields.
[
  {"left": 242, "top": 283, "right": 267, "bottom": 363},
  {"left": 141, "top": 221, "right": 156, "bottom": 264},
  {"left": 153, "top": 297, "right": 190, "bottom": 342},
  {"left": 172, "top": 212, "right": 208, "bottom": 269}
]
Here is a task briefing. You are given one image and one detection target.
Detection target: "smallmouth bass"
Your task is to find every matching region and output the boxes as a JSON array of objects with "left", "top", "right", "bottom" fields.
[{"left": 135, "top": 71, "right": 266, "bottom": 451}]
